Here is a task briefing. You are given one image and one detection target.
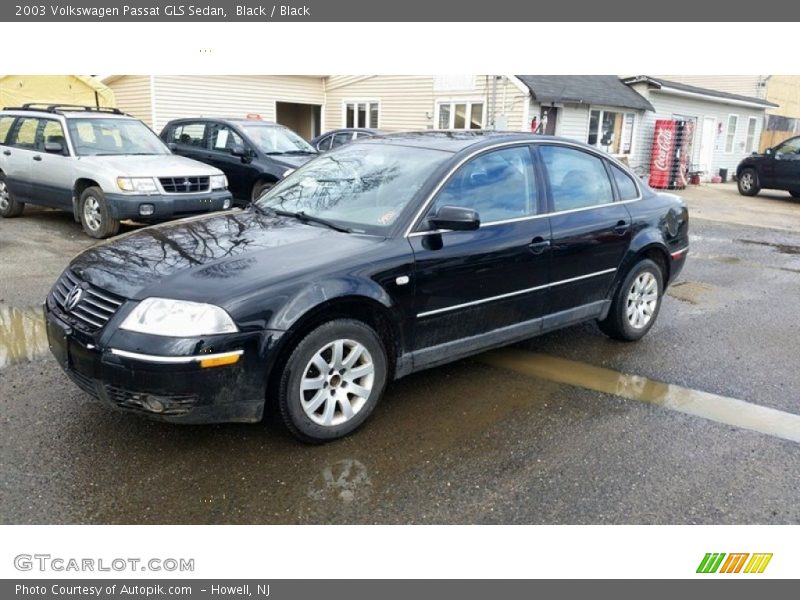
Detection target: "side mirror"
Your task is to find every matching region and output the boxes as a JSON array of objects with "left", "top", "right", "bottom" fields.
[
  {"left": 428, "top": 205, "right": 480, "bottom": 231},
  {"left": 765, "top": 148, "right": 774, "bottom": 157},
  {"left": 44, "top": 141, "right": 64, "bottom": 154},
  {"left": 167, "top": 142, "right": 177, "bottom": 151},
  {"left": 231, "top": 146, "right": 248, "bottom": 157}
]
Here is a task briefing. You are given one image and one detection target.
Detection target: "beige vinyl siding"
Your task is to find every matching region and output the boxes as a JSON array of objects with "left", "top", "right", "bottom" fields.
[
  {"left": 656, "top": 75, "right": 765, "bottom": 99},
  {"left": 554, "top": 103, "right": 592, "bottom": 141},
  {"left": 324, "top": 75, "right": 529, "bottom": 132},
  {"left": 150, "top": 75, "right": 325, "bottom": 131},
  {"left": 106, "top": 75, "right": 153, "bottom": 126}
]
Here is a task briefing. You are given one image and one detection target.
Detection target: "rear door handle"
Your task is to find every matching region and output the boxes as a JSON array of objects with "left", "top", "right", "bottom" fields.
[
  {"left": 613, "top": 220, "right": 629, "bottom": 234},
  {"left": 528, "top": 236, "right": 551, "bottom": 255},
  {"left": 33, "top": 155, "right": 42, "bottom": 161}
]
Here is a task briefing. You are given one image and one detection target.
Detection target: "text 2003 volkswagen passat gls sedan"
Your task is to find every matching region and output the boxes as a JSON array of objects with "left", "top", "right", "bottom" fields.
[{"left": 46, "top": 132, "right": 689, "bottom": 442}]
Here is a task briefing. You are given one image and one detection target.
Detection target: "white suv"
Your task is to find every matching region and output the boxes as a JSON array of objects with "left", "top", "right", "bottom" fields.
[{"left": 0, "top": 104, "right": 232, "bottom": 238}]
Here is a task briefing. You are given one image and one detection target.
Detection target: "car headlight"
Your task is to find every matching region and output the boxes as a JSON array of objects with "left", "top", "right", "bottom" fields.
[
  {"left": 210, "top": 174, "right": 228, "bottom": 190},
  {"left": 117, "top": 177, "right": 158, "bottom": 193},
  {"left": 119, "top": 298, "right": 238, "bottom": 337}
]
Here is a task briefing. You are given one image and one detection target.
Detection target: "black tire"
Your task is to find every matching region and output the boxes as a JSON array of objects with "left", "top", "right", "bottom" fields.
[
  {"left": 598, "top": 258, "right": 664, "bottom": 342},
  {"left": 79, "top": 186, "right": 120, "bottom": 239},
  {"left": 278, "top": 319, "right": 388, "bottom": 443},
  {"left": 737, "top": 168, "right": 760, "bottom": 196},
  {"left": 790, "top": 190, "right": 800, "bottom": 199},
  {"left": 0, "top": 174, "right": 25, "bottom": 217},
  {"left": 251, "top": 180, "right": 275, "bottom": 202}
]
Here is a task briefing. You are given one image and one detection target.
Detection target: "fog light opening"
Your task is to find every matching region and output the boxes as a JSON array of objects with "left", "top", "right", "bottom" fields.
[
  {"left": 139, "top": 204, "right": 155, "bottom": 217},
  {"left": 223, "top": 198, "right": 232, "bottom": 210}
]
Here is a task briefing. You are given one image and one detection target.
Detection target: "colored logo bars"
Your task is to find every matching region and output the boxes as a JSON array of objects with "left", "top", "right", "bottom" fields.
[{"left": 696, "top": 553, "right": 773, "bottom": 574}]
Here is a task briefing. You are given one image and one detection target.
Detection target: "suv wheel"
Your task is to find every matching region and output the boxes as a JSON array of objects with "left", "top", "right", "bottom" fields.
[
  {"left": 79, "top": 187, "right": 120, "bottom": 239},
  {"left": 737, "top": 168, "right": 760, "bottom": 196},
  {"left": 598, "top": 258, "right": 663, "bottom": 342},
  {"left": 0, "top": 175, "right": 25, "bottom": 217},
  {"left": 251, "top": 180, "right": 275, "bottom": 202},
  {"left": 278, "top": 319, "right": 387, "bottom": 443}
]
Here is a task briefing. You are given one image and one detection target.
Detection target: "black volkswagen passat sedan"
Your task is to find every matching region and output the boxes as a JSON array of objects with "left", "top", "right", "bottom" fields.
[{"left": 45, "top": 132, "right": 689, "bottom": 442}]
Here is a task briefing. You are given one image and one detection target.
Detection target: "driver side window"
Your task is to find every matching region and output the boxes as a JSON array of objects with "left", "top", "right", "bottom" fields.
[
  {"left": 775, "top": 137, "right": 800, "bottom": 158},
  {"left": 428, "top": 146, "right": 537, "bottom": 225},
  {"left": 210, "top": 125, "right": 246, "bottom": 154}
]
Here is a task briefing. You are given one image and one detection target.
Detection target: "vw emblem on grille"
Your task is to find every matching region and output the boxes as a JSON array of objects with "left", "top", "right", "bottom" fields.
[{"left": 64, "top": 286, "right": 84, "bottom": 312}]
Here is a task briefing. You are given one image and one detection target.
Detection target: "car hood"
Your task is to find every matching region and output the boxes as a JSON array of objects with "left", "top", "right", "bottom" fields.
[
  {"left": 78, "top": 154, "right": 224, "bottom": 177},
  {"left": 69, "top": 209, "right": 382, "bottom": 307}
]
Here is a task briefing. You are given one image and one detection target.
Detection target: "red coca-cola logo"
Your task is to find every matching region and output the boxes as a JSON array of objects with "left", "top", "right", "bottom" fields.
[{"left": 653, "top": 128, "right": 673, "bottom": 171}]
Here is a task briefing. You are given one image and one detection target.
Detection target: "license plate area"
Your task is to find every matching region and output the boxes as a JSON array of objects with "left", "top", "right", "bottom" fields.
[{"left": 46, "top": 316, "right": 70, "bottom": 369}]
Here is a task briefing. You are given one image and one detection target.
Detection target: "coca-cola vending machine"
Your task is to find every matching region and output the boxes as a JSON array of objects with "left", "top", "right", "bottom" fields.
[
  {"left": 649, "top": 119, "right": 695, "bottom": 190},
  {"left": 649, "top": 119, "right": 676, "bottom": 189}
]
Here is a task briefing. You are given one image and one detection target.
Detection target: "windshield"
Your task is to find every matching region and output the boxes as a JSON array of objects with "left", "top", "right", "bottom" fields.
[
  {"left": 257, "top": 142, "right": 450, "bottom": 234},
  {"left": 239, "top": 123, "right": 316, "bottom": 154},
  {"left": 67, "top": 118, "right": 169, "bottom": 156}
]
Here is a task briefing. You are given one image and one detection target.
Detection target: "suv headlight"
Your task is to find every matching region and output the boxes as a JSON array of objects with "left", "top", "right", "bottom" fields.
[
  {"left": 210, "top": 174, "right": 228, "bottom": 190},
  {"left": 117, "top": 177, "right": 158, "bottom": 193},
  {"left": 120, "top": 298, "right": 238, "bottom": 337}
]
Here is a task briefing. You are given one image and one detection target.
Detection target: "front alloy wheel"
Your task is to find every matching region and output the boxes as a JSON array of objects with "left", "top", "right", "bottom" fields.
[
  {"left": 79, "top": 186, "right": 120, "bottom": 239},
  {"left": 737, "top": 169, "right": 760, "bottom": 196},
  {"left": 279, "top": 318, "right": 387, "bottom": 443}
]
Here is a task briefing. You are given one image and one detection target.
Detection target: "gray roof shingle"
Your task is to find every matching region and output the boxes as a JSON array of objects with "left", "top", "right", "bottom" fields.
[{"left": 516, "top": 75, "right": 654, "bottom": 111}]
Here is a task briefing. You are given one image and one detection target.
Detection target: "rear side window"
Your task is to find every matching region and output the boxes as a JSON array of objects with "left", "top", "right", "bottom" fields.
[
  {"left": 430, "top": 145, "right": 538, "bottom": 223},
  {"left": 331, "top": 132, "right": 352, "bottom": 149},
  {"left": 610, "top": 163, "right": 639, "bottom": 200},
  {"left": 0, "top": 116, "right": 14, "bottom": 145},
  {"left": 10, "top": 117, "right": 39, "bottom": 149},
  {"left": 540, "top": 145, "right": 613, "bottom": 211},
  {"left": 169, "top": 122, "right": 207, "bottom": 147}
]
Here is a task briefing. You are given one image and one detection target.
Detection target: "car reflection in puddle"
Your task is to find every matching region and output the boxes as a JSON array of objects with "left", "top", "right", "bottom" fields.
[{"left": 0, "top": 305, "right": 49, "bottom": 368}]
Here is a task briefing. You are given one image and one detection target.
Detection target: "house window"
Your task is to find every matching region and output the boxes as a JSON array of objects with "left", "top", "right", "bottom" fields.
[
  {"left": 725, "top": 114, "right": 739, "bottom": 153},
  {"left": 345, "top": 102, "right": 379, "bottom": 128},
  {"left": 436, "top": 101, "right": 484, "bottom": 130},
  {"left": 745, "top": 117, "right": 758, "bottom": 153},
  {"left": 587, "top": 109, "right": 635, "bottom": 155}
]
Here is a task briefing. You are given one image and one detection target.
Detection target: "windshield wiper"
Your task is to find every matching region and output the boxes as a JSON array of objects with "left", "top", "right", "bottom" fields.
[
  {"left": 275, "top": 209, "right": 351, "bottom": 233},
  {"left": 249, "top": 204, "right": 351, "bottom": 233},
  {"left": 282, "top": 150, "right": 317, "bottom": 155}
]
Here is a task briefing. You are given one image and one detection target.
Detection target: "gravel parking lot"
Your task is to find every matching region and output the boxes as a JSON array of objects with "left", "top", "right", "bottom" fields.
[{"left": 1, "top": 183, "right": 799, "bottom": 524}]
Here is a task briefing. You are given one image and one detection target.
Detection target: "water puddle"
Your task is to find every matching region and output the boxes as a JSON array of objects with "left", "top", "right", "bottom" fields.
[
  {"left": 736, "top": 239, "right": 800, "bottom": 255},
  {"left": 480, "top": 349, "right": 800, "bottom": 444},
  {"left": 667, "top": 281, "right": 715, "bottom": 304},
  {"left": 0, "top": 305, "right": 49, "bottom": 368}
]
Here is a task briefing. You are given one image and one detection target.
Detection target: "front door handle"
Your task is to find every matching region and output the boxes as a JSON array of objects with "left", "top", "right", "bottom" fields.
[
  {"left": 528, "top": 236, "right": 551, "bottom": 255},
  {"left": 613, "top": 220, "right": 629, "bottom": 234},
  {"left": 2, "top": 150, "right": 10, "bottom": 156},
  {"left": 33, "top": 155, "right": 42, "bottom": 161}
]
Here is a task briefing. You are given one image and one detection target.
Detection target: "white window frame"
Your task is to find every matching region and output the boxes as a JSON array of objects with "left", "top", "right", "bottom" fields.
[
  {"left": 586, "top": 107, "right": 637, "bottom": 157},
  {"left": 342, "top": 100, "right": 381, "bottom": 129},
  {"left": 434, "top": 98, "right": 486, "bottom": 130},
  {"left": 725, "top": 114, "right": 739, "bottom": 154},
  {"left": 745, "top": 116, "right": 758, "bottom": 153}
]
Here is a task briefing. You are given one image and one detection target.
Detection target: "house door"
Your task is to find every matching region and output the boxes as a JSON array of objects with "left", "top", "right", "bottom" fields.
[
  {"left": 699, "top": 116, "right": 716, "bottom": 180},
  {"left": 540, "top": 107, "right": 558, "bottom": 135}
]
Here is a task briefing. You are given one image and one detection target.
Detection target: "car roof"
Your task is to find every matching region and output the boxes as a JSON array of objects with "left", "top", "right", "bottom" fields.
[
  {"left": 361, "top": 130, "right": 586, "bottom": 153},
  {"left": 165, "top": 117, "right": 285, "bottom": 127}
]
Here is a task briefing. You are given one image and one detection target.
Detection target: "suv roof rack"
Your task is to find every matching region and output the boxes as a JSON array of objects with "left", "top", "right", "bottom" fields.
[{"left": 2, "top": 103, "right": 127, "bottom": 115}]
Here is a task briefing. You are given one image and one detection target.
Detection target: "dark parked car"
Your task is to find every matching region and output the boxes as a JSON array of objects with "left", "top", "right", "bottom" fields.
[
  {"left": 736, "top": 135, "right": 800, "bottom": 198},
  {"left": 161, "top": 118, "right": 317, "bottom": 204},
  {"left": 310, "top": 128, "right": 381, "bottom": 152},
  {"left": 45, "top": 132, "right": 689, "bottom": 443}
]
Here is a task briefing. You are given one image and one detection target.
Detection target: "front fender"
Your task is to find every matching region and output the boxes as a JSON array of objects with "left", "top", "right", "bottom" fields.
[{"left": 267, "top": 276, "right": 395, "bottom": 331}]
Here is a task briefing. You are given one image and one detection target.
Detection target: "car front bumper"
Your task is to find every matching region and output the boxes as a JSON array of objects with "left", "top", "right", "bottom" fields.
[
  {"left": 45, "top": 302, "right": 283, "bottom": 424},
  {"left": 105, "top": 190, "right": 233, "bottom": 220}
]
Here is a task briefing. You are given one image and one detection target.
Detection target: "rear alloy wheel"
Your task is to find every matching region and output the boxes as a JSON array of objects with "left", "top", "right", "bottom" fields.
[
  {"left": 79, "top": 186, "right": 120, "bottom": 239},
  {"left": 598, "top": 258, "right": 663, "bottom": 342},
  {"left": 737, "top": 168, "right": 760, "bottom": 196},
  {"left": 278, "top": 319, "right": 387, "bottom": 443},
  {"left": 0, "top": 176, "right": 25, "bottom": 217}
]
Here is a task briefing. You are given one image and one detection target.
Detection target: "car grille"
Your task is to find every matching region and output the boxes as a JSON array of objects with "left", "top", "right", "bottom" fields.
[
  {"left": 50, "top": 270, "right": 125, "bottom": 332},
  {"left": 105, "top": 385, "right": 197, "bottom": 416},
  {"left": 159, "top": 176, "right": 210, "bottom": 193}
]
